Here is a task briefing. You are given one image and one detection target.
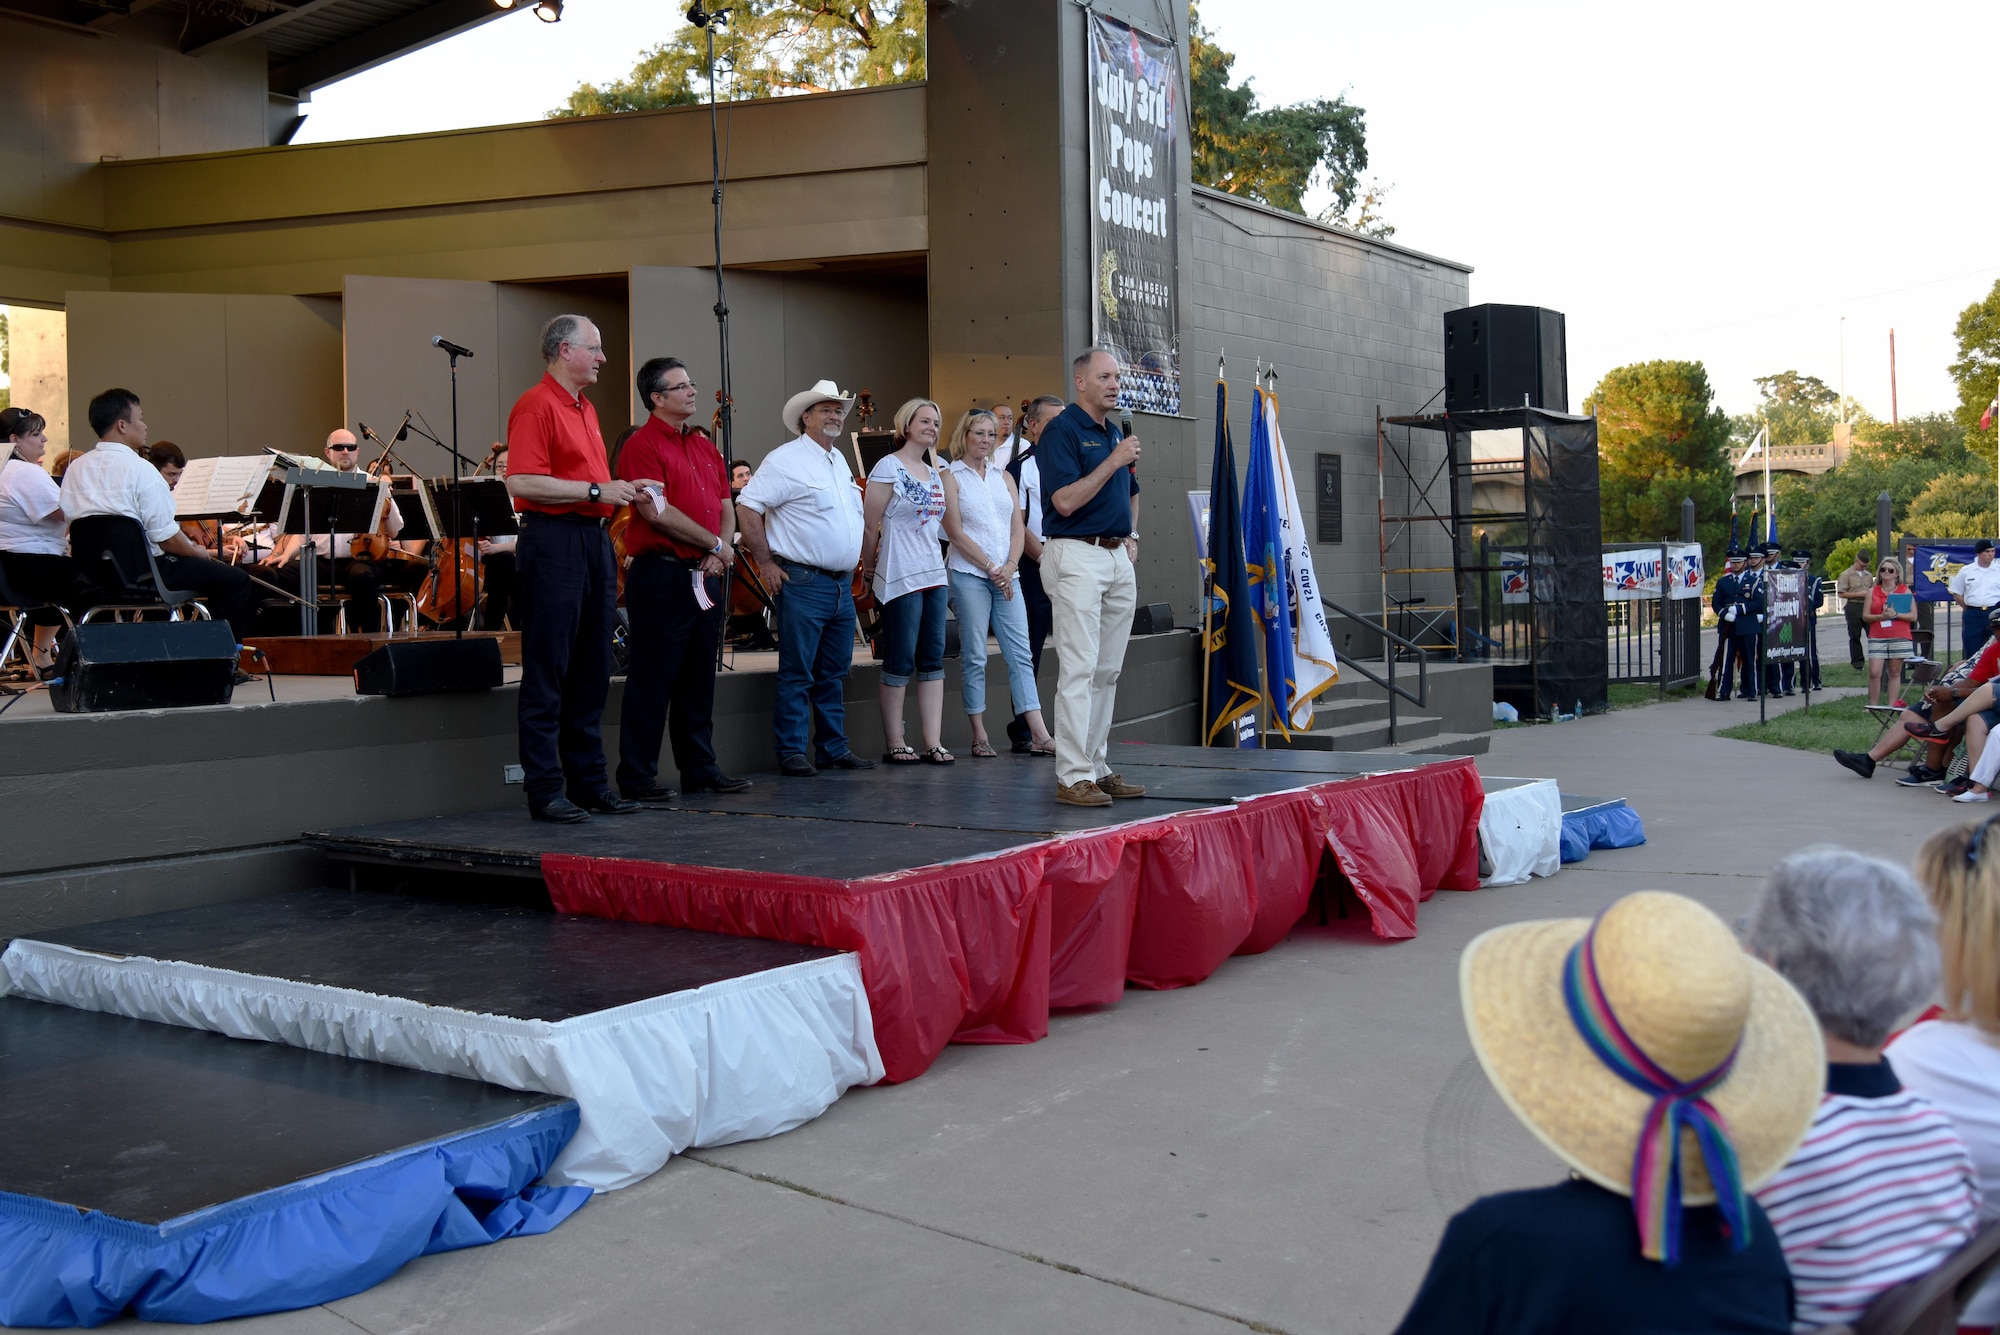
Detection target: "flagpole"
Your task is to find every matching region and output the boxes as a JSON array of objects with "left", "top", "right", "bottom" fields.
[{"left": 1762, "top": 426, "right": 1772, "bottom": 546}]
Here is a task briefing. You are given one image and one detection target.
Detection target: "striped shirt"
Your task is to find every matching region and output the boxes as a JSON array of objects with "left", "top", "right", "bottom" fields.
[{"left": 1754, "top": 1061, "right": 1977, "bottom": 1331}]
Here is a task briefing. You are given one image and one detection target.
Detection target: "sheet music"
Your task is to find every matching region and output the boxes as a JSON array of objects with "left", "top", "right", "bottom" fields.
[
  {"left": 173, "top": 455, "right": 272, "bottom": 518},
  {"left": 264, "top": 447, "right": 336, "bottom": 473}
]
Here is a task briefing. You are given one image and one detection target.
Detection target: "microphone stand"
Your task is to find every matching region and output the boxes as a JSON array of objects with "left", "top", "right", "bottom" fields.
[
  {"left": 689, "top": 0, "right": 735, "bottom": 671},
  {"left": 408, "top": 382, "right": 473, "bottom": 642}
]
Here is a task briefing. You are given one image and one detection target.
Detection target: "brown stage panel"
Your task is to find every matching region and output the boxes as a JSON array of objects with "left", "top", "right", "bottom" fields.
[{"left": 243, "top": 631, "right": 520, "bottom": 675}]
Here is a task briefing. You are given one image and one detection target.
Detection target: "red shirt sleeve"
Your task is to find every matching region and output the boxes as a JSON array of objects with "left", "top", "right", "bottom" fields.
[{"left": 505, "top": 393, "right": 553, "bottom": 480}]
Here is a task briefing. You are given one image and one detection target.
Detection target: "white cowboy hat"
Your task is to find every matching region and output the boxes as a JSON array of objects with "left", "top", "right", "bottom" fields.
[{"left": 782, "top": 380, "right": 855, "bottom": 436}]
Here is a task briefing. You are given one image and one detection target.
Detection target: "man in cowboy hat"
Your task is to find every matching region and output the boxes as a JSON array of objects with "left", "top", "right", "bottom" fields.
[
  {"left": 736, "top": 379, "right": 876, "bottom": 777},
  {"left": 1392, "top": 891, "right": 1820, "bottom": 1332}
]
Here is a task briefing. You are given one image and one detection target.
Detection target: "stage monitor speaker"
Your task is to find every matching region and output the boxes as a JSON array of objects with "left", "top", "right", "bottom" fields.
[
  {"left": 353, "top": 637, "right": 503, "bottom": 697},
  {"left": 50, "top": 620, "right": 239, "bottom": 713},
  {"left": 1443, "top": 304, "right": 1568, "bottom": 413},
  {"left": 1132, "top": 602, "right": 1175, "bottom": 635}
]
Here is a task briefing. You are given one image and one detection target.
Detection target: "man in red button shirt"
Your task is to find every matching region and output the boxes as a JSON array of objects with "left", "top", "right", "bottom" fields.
[
  {"left": 503, "top": 314, "right": 655, "bottom": 824},
  {"left": 613, "top": 356, "right": 751, "bottom": 800}
]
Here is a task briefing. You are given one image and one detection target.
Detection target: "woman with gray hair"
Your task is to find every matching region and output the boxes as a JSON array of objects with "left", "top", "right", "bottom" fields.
[{"left": 1746, "top": 847, "right": 1977, "bottom": 1331}]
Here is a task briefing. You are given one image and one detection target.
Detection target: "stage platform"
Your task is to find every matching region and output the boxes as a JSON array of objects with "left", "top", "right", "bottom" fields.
[
  {"left": 0, "top": 995, "right": 589, "bottom": 1328},
  {"left": 306, "top": 744, "right": 1487, "bottom": 1083},
  {"left": 1, "top": 888, "right": 883, "bottom": 1191}
]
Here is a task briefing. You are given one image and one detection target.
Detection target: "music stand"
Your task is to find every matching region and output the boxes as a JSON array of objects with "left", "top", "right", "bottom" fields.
[
  {"left": 280, "top": 469, "right": 371, "bottom": 636},
  {"left": 427, "top": 477, "right": 517, "bottom": 630}
]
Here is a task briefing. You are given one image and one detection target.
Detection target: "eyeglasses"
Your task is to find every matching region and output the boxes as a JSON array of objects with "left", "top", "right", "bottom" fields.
[{"left": 665, "top": 380, "right": 697, "bottom": 393}]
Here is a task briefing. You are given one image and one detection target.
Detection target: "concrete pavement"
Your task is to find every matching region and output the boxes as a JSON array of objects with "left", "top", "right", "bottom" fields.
[{"left": 177, "top": 689, "right": 1977, "bottom": 1335}]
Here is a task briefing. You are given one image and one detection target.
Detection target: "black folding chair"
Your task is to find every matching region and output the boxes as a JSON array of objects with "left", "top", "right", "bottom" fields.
[
  {"left": 0, "top": 552, "right": 74, "bottom": 678},
  {"left": 67, "top": 515, "right": 210, "bottom": 625}
]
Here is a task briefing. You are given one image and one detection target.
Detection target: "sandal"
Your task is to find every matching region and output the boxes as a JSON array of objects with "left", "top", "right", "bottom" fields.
[
  {"left": 884, "top": 746, "right": 921, "bottom": 764},
  {"left": 921, "top": 746, "right": 955, "bottom": 765},
  {"left": 1028, "top": 741, "right": 1057, "bottom": 757},
  {"left": 969, "top": 741, "right": 998, "bottom": 759}
]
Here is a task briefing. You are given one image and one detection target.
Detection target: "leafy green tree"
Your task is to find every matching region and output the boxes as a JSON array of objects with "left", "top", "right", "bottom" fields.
[
  {"left": 1951, "top": 278, "right": 2000, "bottom": 468},
  {"left": 551, "top": 0, "right": 923, "bottom": 117},
  {"left": 1190, "top": 2, "right": 1373, "bottom": 222},
  {"left": 1585, "top": 360, "right": 1735, "bottom": 559}
]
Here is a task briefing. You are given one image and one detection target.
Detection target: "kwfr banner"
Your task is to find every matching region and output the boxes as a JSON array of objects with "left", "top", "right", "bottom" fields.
[{"left": 1087, "top": 12, "right": 1180, "bottom": 416}]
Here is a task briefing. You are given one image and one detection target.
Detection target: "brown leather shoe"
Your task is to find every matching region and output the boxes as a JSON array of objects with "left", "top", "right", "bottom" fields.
[
  {"left": 1096, "top": 773, "right": 1147, "bottom": 798},
  {"left": 1056, "top": 780, "right": 1114, "bottom": 807}
]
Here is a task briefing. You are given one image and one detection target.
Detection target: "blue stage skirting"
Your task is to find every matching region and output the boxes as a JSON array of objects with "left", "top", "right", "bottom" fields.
[
  {"left": 1560, "top": 800, "right": 1647, "bottom": 864},
  {"left": 0, "top": 1103, "right": 591, "bottom": 1328}
]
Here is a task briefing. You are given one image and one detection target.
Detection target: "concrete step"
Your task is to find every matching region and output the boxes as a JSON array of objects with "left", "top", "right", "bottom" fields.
[
  {"left": 1370, "top": 731, "right": 1490, "bottom": 757},
  {"left": 1266, "top": 712, "right": 1444, "bottom": 751}
]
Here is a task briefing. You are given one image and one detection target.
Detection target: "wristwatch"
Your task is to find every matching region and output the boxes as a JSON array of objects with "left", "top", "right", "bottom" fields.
[{"left": 587, "top": 483, "right": 601, "bottom": 503}]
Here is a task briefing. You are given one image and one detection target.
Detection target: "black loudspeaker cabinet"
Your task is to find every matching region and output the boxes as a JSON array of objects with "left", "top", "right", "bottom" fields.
[
  {"left": 1443, "top": 304, "right": 1568, "bottom": 413},
  {"left": 353, "top": 637, "right": 504, "bottom": 697},
  {"left": 1132, "top": 602, "right": 1175, "bottom": 635},
  {"left": 50, "top": 620, "right": 239, "bottom": 713}
]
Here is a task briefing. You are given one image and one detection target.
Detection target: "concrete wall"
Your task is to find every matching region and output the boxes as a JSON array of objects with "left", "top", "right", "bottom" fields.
[
  {"left": 1186, "top": 188, "right": 1472, "bottom": 628},
  {"left": 7, "top": 306, "right": 70, "bottom": 453},
  {"left": 631, "top": 266, "right": 929, "bottom": 468},
  {"left": 0, "top": 631, "right": 1199, "bottom": 935},
  {"left": 63, "top": 291, "right": 342, "bottom": 459}
]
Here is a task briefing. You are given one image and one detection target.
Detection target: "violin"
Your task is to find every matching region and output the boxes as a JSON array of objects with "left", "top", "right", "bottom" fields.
[{"left": 351, "top": 456, "right": 403, "bottom": 563}]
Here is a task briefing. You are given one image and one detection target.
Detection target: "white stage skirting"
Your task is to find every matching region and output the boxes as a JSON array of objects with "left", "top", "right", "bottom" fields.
[
  {"left": 1478, "top": 777, "right": 1564, "bottom": 886},
  {"left": 0, "top": 939, "right": 883, "bottom": 1192}
]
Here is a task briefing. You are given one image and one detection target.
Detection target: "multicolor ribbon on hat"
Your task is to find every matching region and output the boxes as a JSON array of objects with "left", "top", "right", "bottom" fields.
[{"left": 1562, "top": 921, "right": 1751, "bottom": 1266}]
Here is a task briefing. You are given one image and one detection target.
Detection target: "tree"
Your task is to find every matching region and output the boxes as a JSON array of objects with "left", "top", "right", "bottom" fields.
[
  {"left": 1189, "top": 2, "right": 1378, "bottom": 225},
  {"left": 1728, "top": 370, "right": 1847, "bottom": 451},
  {"left": 550, "top": 1, "right": 923, "bottom": 118},
  {"left": 1950, "top": 277, "right": 2000, "bottom": 469},
  {"left": 1585, "top": 361, "right": 1735, "bottom": 559}
]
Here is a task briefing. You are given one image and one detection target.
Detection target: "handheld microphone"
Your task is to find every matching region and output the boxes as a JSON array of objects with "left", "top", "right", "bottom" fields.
[
  {"left": 432, "top": 336, "right": 475, "bottom": 359},
  {"left": 1118, "top": 406, "right": 1137, "bottom": 480}
]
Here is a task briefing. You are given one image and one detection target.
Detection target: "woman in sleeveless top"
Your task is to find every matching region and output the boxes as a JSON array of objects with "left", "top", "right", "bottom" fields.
[
  {"left": 861, "top": 399, "right": 952, "bottom": 764},
  {"left": 942, "top": 409, "right": 1053, "bottom": 757}
]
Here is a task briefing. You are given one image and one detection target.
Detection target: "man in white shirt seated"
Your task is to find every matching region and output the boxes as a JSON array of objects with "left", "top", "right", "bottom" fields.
[
  {"left": 60, "top": 387, "right": 253, "bottom": 645},
  {"left": 263, "top": 429, "right": 420, "bottom": 633},
  {"left": 735, "top": 379, "right": 876, "bottom": 778},
  {"left": 1950, "top": 539, "right": 2000, "bottom": 660}
]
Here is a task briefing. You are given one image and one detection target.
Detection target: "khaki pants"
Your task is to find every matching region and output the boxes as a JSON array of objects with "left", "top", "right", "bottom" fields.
[{"left": 1042, "top": 537, "right": 1137, "bottom": 787}]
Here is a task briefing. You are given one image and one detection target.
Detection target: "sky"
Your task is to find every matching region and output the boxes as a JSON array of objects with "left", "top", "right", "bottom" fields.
[{"left": 294, "top": 0, "right": 2000, "bottom": 425}]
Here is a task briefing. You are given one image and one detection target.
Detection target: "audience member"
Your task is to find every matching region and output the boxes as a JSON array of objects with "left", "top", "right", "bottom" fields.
[
  {"left": 1391, "top": 891, "right": 1819, "bottom": 1333},
  {"left": 1746, "top": 848, "right": 1977, "bottom": 1331},
  {"left": 1889, "top": 817, "right": 2000, "bottom": 1331},
  {"left": 0, "top": 406, "right": 70, "bottom": 673},
  {"left": 1866, "top": 556, "right": 1917, "bottom": 706},
  {"left": 942, "top": 408, "right": 1053, "bottom": 758},
  {"left": 1834, "top": 635, "right": 2000, "bottom": 787},
  {"left": 861, "top": 398, "right": 951, "bottom": 764}
]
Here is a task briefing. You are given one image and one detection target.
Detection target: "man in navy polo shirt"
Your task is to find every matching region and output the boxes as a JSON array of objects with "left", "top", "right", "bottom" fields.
[{"left": 1039, "top": 349, "right": 1147, "bottom": 807}]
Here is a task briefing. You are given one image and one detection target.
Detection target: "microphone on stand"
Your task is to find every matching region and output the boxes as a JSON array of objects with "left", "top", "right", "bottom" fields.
[{"left": 432, "top": 336, "right": 475, "bottom": 359}]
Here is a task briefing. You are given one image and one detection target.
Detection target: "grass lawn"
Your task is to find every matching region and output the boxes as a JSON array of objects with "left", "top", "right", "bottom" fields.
[
  {"left": 1714, "top": 692, "right": 1886, "bottom": 754},
  {"left": 1607, "top": 682, "right": 1703, "bottom": 709}
]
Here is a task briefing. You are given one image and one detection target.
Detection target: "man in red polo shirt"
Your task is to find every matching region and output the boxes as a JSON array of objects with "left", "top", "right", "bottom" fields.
[
  {"left": 613, "top": 356, "right": 752, "bottom": 800},
  {"left": 503, "top": 313, "right": 653, "bottom": 824}
]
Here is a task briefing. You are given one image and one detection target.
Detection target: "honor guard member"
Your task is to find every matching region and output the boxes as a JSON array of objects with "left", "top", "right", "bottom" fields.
[
  {"left": 1712, "top": 547, "right": 1762, "bottom": 701},
  {"left": 1794, "top": 548, "right": 1823, "bottom": 690},
  {"left": 1766, "top": 544, "right": 1798, "bottom": 697},
  {"left": 613, "top": 356, "right": 751, "bottom": 801},
  {"left": 1950, "top": 539, "right": 2000, "bottom": 659},
  {"left": 503, "top": 314, "right": 655, "bottom": 823}
]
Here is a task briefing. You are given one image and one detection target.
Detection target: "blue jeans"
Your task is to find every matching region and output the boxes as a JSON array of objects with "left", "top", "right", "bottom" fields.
[
  {"left": 773, "top": 561, "right": 857, "bottom": 764},
  {"left": 878, "top": 584, "right": 946, "bottom": 687},
  {"left": 949, "top": 568, "right": 1040, "bottom": 716}
]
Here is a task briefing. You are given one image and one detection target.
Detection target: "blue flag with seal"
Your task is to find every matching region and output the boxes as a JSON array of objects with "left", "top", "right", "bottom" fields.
[
  {"left": 1202, "top": 376, "right": 1261, "bottom": 746},
  {"left": 1243, "top": 381, "right": 1296, "bottom": 735}
]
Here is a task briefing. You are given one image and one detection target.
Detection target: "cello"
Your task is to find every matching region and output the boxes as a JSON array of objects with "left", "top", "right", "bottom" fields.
[{"left": 413, "top": 451, "right": 490, "bottom": 626}]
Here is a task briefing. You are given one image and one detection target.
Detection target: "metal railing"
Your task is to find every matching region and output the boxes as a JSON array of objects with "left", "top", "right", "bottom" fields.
[{"left": 1322, "top": 596, "right": 1429, "bottom": 743}]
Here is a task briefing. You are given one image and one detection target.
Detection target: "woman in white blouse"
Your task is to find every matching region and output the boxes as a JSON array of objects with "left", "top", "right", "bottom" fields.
[
  {"left": 942, "top": 410, "right": 1053, "bottom": 757},
  {"left": 860, "top": 399, "right": 952, "bottom": 764},
  {"left": 0, "top": 407, "right": 71, "bottom": 673}
]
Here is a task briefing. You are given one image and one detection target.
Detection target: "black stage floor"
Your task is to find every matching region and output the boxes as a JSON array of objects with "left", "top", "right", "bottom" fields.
[
  {"left": 34, "top": 888, "right": 841, "bottom": 1022},
  {"left": 0, "top": 995, "right": 566, "bottom": 1224},
  {"left": 310, "top": 745, "right": 1456, "bottom": 879}
]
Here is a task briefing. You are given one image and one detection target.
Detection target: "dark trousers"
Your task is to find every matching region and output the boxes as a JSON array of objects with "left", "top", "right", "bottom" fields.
[
  {"left": 1722, "top": 634, "right": 1760, "bottom": 698},
  {"left": 1805, "top": 613, "right": 1822, "bottom": 687},
  {"left": 1005, "top": 554, "right": 1054, "bottom": 748},
  {"left": 1965, "top": 609, "right": 1992, "bottom": 660},
  {"left": 481, "top": 551, "right": 519, "bottom": 630},
  {"left": 1846, "top": 603, "right": 1866, "bottom": 667},
  {"left": 772, "top": 560, "right": 855, "bottom": 764},
  {"left": 616, "top": 554, "right": 724, "bottom": 792},
  {"left": 516, "top": 516, "right": 617, "bottom": 804},
  {"left": 157, "top": 554, "right": 252, "bottom": 642}
]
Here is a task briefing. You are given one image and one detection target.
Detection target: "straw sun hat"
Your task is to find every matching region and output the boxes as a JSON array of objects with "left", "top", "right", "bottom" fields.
[{"left": 1462, "top": 891, "right": 1822, "bottom": 1261}]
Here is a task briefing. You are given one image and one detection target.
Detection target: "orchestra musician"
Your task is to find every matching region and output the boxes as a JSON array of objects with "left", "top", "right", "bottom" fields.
[
  {"left": 60, "top": 388, "right": 254, "bottom": 647},
  {"left": 263, "top": 429, "right": 420, "bottom": 633},
  {"left": 613, "top": 357, "right": 750, "bottom": 801},
  {"left": 0, "top": 406, "right": 71, "bottom": 674},
  {"left": 502, "top": 314, "right": 652, "bottom": 824}
]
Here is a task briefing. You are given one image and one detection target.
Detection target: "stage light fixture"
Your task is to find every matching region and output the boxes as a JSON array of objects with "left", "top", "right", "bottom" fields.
[
  {"left": 493, "top": 0, "right": 515, "bottom": 8},
  {"left": 533, "top": 0, "right": 561, "bottom": 19}
]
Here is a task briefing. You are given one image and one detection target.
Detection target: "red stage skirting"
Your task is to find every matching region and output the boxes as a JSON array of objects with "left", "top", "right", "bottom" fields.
[{"left": 545, "top": 757, "right": 1483, "bottom": 1083}]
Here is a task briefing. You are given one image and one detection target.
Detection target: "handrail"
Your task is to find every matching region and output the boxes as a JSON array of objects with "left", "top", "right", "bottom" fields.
[{"left": 1322, "top": 596, "right": 1428, "bottom": 743}]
